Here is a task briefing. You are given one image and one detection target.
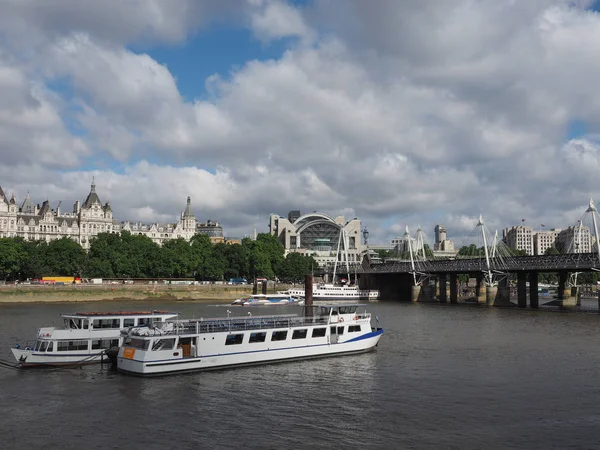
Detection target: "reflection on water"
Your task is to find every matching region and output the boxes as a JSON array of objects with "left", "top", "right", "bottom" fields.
[{"left": 2, "top": 300, "right": 600, "bottom": 449}]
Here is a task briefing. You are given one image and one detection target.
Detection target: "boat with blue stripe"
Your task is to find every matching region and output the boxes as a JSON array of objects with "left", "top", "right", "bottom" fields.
[{"left": 117, "top": 305, "right": 383, "bottom": 376}]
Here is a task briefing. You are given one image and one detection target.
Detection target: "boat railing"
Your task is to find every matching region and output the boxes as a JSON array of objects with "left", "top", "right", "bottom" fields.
[{"left": 131, "top": 315, "right": 331, "bottom": 337}]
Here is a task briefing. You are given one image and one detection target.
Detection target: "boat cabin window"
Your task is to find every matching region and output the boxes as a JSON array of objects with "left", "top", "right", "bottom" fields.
[
  {"left": 348, "top": 325, "right": 361, "bottom": 333},
  {"left": 39, "top": 341, "right": 48, "bottom": 352},
  {"left": 123, "top": 318, "right": 135, "bottom": 327},
  {"left": 92, "top": 339, "right": 120, "bottom": 350},
  {"left": 312, "top": 328, "right": 326, "bottom": 338},
  {"left": 337, "top": 326, "right": 344, "bottom": 335},
  {"left": 330, "top": 326, "right": 337, "bottom": 335},
  {"left": 292, "top": 329, "right": 308, "bottom": 339},
  {"left": 65, "top": 318, "right": 89, "bottom": 329},
  {"left": 129, "top": 338, "right": 150, "bottom": 350},
  {"left": 151, "top": 338, "right": 176, "bottom": 351},
  {"left": 93, "top": 319, "right": 121, "bottom": 329},
  {"left": 225, "top": 334, "right": 244, "bottom": 345},
  {"left": 47, "top": 342, "right": 53, "bottom": 352},
  {"left": 57, "top": 340, "right": 89, "bottom": 351},
  {"left": 271, "top": 331, "right": 288, "bottom": 341},
  {"left": 138, "top": 318, "right": 150, "bottom": 326},
  {"left": 338, "top": 306, "right": 358, "bottom": 315},
  {"left": 249, "top": 332, "right": 266, "bottom": 343}
]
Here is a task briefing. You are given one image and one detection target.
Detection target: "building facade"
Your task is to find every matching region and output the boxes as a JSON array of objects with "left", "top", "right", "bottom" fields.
[
  {"left": 503, "top": 225, "right": 534, "bottom": 255},
  {"left": 0, "top": 183, "right": 205, "bottom": 249},
  {"left": 196, "top": 219, "right": 224, "bottom": 244},
  {"left": 433, "top": 224, "right": 457, "bottom": 258},
  {"left": 269, "top": 211, "right": 364, "bottom": 267},
  {"left": 533, "top": 228, "right": 562, "bottom": 255}
]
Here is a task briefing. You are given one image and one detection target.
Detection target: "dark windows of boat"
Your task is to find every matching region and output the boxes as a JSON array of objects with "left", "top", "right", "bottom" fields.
[
  {"left": 93, "top": 319, "right": 121, "bottom": 329},
  {"left": 47, "top": 342, "right": 53, "bottom": 352},
  {"left": 292, "top": 329, "right": 308, "bottom": 339},
  {"left": 40, "top": 341, "right": 48, "bottom": 352},
  {"left": 337, "top": 326, "right": 344, "bottom": 335},
  {"left": 152, "top": 338, "right": 176, "bottom": 351},
  {"left": 271, "top": 330, "right": 288, "bottom": 341},
  {"left": 312, "top": 328, "right": 326, "bottom": 338},
  {"left": 92, "top": 339, "right": 120, "bottom": 350},
  {"left": 249, "top": 332, "right": 267, "bottom": 343},
  {"left": 57, "top": 340, "right": 89, "bottom": 351},
  {"left": 123, "top": 318, "right": 135, "bottom": 327},
  {"left": 225, "top": 334, "right": 244, "bottom": 345},
  {"left": 338, "top": 306, "right": 358, "bottom": 315},
  {"left": 348, "top": 325, "right": 361, "bottom": 332},
  {"left": 138, "top": 318, "right": 150, "bottom": 326},
  {"left": 128, "top": 339, "right": 150, "bottom": 350},
  {"left": 330, "top": 326, "right": 337, "bottom": 335}
]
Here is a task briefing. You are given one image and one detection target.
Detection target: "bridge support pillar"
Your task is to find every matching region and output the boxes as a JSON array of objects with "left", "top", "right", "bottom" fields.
[
  {"left": 411, "top": 285, "right": 421, "bottom": 302},
  {"left": 529, "top": 271, "right": 539, "bottom": 309},
  {"left": 476, "top": 273, "right": 486, "bottom": 305},
  {"left": 439, "top": 274, "right": 447, "bottom": 303},
  {"left": 450, "top": 274, "right": 458, "bottom": 304},
  {"left": 558, "top": 272, "right": 567, "bottom": 300},
  {"left": 563, "top": 286, "right": 580, "bottom": 308},
  {"left": 517, "top": 272, "right": 527, "bottom": 308},
  {"left": 486, "top": 282, "right": 511, "bottom": 307}
]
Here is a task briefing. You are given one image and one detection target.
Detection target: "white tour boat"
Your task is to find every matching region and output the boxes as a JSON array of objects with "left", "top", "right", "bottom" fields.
[
  {"left": 117, "top": 304, "right": 383, "bottom": 376},
  {"left": 287, "top": 283, "right": 379, "bottom": 301},
  {"left": 231, "top": 294, "right": 304, "bottom": 306},
  {"left": 12, "top": 310, "right": 177, "bottom": 367}
]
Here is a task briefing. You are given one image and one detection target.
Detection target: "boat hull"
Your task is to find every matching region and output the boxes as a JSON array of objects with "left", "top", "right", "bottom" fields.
[
  {"left": 117, "top": 328, "right": 383, "bottom": 376},
  {"left": 11, "top": 348, "right": 109, "bottom": 367}
]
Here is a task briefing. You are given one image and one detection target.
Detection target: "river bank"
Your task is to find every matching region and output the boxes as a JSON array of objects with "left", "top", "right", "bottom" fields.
[{"left": 0, "top": 284, "right": 287, "bottom": 303}]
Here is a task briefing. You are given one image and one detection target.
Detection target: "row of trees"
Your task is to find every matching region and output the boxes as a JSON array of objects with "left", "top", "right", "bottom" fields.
[{"left": 0, "top": 232, "right": 317, "bottom": 283}]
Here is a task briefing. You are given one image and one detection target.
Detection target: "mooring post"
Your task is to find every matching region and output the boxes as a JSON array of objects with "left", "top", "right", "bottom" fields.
[
  {"left": 252, "top": 280, "right": 258, "bottom": 295},
  {"left": 304, "top": 275, "right": 313, "bottom": 317},
  {"left": 261, "top": 280, "right": 267, "bottom": 295}
]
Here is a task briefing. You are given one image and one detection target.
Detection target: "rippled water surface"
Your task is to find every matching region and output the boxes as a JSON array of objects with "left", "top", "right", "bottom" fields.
[{"left": 2, "top": 300, "right": 600, "bottom": 449}]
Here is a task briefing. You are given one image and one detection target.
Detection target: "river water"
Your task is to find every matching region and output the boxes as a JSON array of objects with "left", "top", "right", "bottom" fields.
[{"left": 1, "top": 300, "right": 600, "bottom": 449}]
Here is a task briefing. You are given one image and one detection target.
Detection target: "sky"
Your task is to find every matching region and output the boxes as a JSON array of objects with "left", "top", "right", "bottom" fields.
[{"left": 1, "top": 0, "right": 600, "bottom": 246}]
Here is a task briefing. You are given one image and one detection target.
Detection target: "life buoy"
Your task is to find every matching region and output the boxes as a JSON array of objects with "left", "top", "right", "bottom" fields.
[
  {"left": 353, "top": 316, "right": 358, "bottom": 321},
  {"left": 339, "top": 317, "right": 344, "bottom": 322}
]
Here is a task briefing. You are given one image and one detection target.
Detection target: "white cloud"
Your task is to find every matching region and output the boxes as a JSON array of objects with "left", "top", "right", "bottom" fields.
[{"left": 2, "top": 1, "right": 600, "bottom": 245}]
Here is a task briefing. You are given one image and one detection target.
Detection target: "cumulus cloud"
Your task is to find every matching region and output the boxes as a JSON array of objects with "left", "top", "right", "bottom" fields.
[{"left": 1, "top": 0, "right": 600, "bottom": 245}]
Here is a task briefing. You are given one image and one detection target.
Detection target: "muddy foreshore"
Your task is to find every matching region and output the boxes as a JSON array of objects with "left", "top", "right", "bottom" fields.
[{"left": 0, "top": 284, "right": 288, "bottom": 303}]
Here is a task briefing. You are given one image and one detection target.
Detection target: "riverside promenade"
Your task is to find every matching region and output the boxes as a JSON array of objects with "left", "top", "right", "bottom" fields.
[{"left": 0, "top": 283, "right": 261, "bottom": 303}]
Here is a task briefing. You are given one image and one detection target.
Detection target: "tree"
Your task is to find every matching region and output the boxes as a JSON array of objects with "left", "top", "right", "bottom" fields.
[
  {"left": 44, "top": 237, "right": 87, "bottom": 276},
  {"left": 0, "top": 238, "right": 28, "bottom": 280},
  {"left": 544, "top": 246, "right": 560, "bottom": 255}
]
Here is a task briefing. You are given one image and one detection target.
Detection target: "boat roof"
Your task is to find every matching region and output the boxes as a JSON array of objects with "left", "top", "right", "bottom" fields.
[
  {"left": 305, "top": 303, "right": 366, "bottom": 308},
  {"left": 61, "top": 310, "right": 176, "bottom": 318}
]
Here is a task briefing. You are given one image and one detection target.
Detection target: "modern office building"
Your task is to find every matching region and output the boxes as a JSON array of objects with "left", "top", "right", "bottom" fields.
[
  {"left": 269, "top": 211, "right": 364, "bottom": 267},
  {"left": 433, "top": 224, "right": 457, "bottom": 258}
]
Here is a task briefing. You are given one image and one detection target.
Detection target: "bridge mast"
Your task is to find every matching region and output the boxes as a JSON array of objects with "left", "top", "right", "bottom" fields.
[
  {"left": 587, "top": 199, "right": 600, "bottom": 264},
  {"left": 478, "top": 215, "right": 494, "bottom": 285},
  {"left": 405, "top": 226, "right": 418, "bottom": 286}
]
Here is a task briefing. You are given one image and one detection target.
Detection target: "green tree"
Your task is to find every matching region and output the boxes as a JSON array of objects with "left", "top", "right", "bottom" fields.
[
  {"left": 544, "top": 246, "right": 560, "bottom": 255},
  {"left": 44, "top": 237, "right": 87, "bottom": 276},
  {"left": 0, "top": 238, "right": 28, "bottom": 280}
]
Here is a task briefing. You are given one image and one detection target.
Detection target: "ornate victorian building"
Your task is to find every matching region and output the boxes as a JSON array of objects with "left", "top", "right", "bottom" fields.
[{"left": 0, "top": 182, "right": 198, "bottom": 249}]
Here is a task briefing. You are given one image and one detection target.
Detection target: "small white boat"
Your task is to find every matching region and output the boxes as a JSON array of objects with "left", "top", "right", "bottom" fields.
[
  {"left": 231, "top": 294, "right": 304, "bottom": 306},
  {"left": 12, "top": 310, "right": 177, "bottom": 367},
  {"left": 117, "top": 304, "right": 383, "bottom": 376},
  {"left": 287, "top": 283, "right": 379, "bottom": 301}
]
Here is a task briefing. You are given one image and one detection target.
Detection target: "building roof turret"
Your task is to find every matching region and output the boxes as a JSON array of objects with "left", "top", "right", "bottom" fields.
[
  {"left": 0, "top": 186, "right": 7, "bottom": 204},
  {"left": 21, "top": 192, "right": 34, "bottom": 214},
  {"left": 83, "top": 178, "right": 101, "bottom": 208}
]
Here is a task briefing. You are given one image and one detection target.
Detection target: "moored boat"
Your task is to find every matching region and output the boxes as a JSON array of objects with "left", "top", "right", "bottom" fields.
[
  {"left": 12, "top": 310, "right": 177, "bottom": 367},
  {"left": 116, "top": 304, "right": 383, "bottom": 376},
  {"left": 231, "top": 294, "right": 304, "bottom": 306},
  {"left": 287, "top": 283, "right": 379, "bottom": 301}
]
